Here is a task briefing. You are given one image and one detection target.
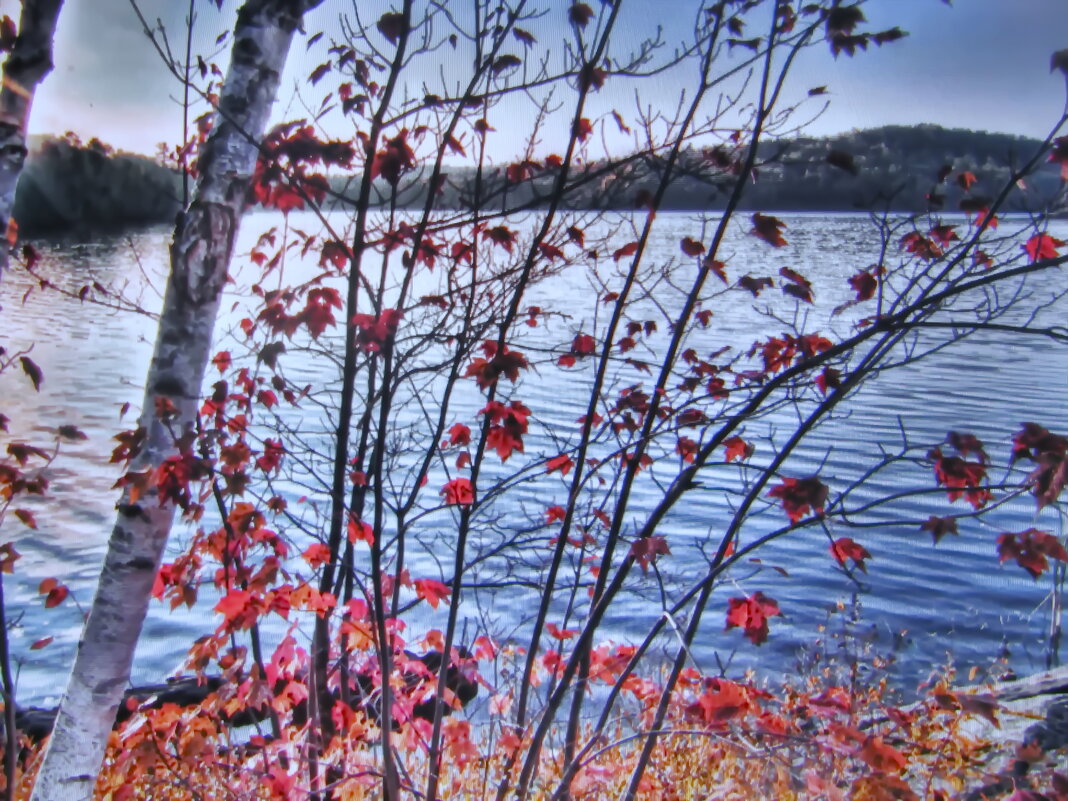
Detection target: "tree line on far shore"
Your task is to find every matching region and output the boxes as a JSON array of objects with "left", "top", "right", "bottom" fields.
[{"left": 14, "top": 123, "right": 1063, "bottom": 236}]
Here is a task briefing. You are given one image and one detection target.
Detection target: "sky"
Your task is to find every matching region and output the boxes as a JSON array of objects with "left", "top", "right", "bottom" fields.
[{"left": 5, "top": 0, "right": 1068, "bottom": 158}]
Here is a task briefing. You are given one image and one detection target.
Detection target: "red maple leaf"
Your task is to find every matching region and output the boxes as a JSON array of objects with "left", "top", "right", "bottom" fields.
[
  {"left": 921, "top": 515, "right": 959, "bottom": 544},
  {"left": 680, "top": 237, "right": 705, "bottom": 257},
  {"left": 996, "top": 529, "right": 1068, "bottom": 579},
  {"left": 750, "top": 213, "right": 787, "bottom": 247},
  {"left": 722, "top": 436, "right": 753, "bottom": 463},
  {"left": 725, "top": 592, "right": 780, "bottom": 645},
  {"left": 441, "top": 478, "right": 475, "bottom": 506},
  {"left": 737, "top": 275, "right": 774, "bottom": 297},
  {"left": 414, "top": 578, "right": 451, "bottom": 609},
  {"left": 630, "top": 536, "right": 671, "bottom": 574},
  {"left": 447, "top": 423, "right": 471, "bottom": 447},
  {"left": 815, "top": 367, "right": 841, "bottom": 395},
  {"left": 829, "top": 537, "right": 871, "bottom": 572},
  {"left": 848, "top": 269, "right": 878, "bottom": 302},
  {"left": 464, "top": 341, "right": 529, "bottom": 389},
  {"left": 929, "top": 446, "right": 990, "bottom": 509},
  {"left": 546, "top": 454, "right": 574, "bottom": 476},
  {"left": 568, "top": 2, "right": 594, "bottom": 27},
  {"left": 1023, "top": 233, "right": 1065, "bottom": 263},
  {"left": 767, "top": 476, "right": 828, "bottom": 523}
]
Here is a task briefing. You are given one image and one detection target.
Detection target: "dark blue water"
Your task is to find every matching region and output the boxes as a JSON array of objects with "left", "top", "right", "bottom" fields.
[{"left": 1, "top": 211, "right": 1066, "bottom": 705}]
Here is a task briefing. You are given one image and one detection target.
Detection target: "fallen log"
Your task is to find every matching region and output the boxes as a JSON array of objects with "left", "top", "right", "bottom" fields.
[{"left": 6, "top": 649, "right": 479, "bottom": 746}]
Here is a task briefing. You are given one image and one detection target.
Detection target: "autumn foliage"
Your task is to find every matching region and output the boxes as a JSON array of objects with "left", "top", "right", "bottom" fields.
[{"left": 3, "top": 0, "right": 1068, "bottom": 799}]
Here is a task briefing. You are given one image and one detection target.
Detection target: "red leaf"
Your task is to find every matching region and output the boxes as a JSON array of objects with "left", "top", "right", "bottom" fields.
[
  {"left": 491, "top": 54, "right": 522, "bottom": 74},
  {"left": 568, "top": 2, "right": 595, "bottom": 27},
  {"left": 302, "top": 543, "right": 332, "bottom": 568},
  {"left": 546, "top": 505, "right": 566, "bottom": 524},
  {"left": 441, "top": 478, "right": 475, "bottom": 506},
  {"left": 848, "top": 269, "right": 878, "bottom": 302},
  {"left": 767, "top": 476, "right": 828, "bottom": 523},
  {"left": 447, "top": 423, "right": 471, "bottom": 447},
  {"left": 513, "top": 27, "right": 536, "bottom": 46},
  {"left": 612, "top": 241, "right": 639, "bottom": 262},
  {"left": 20, "top": 356, "right": 42, "bottom": 391},
  {"left": 815, "top": 367, "right": 841, "bottom": 395},
  {"left": 630, "top": 536, "right": 671, "bottom": 574},
  {"left": 14, "top": 509, "right": 37, "bottom": 529},
  {"left": 829, "top": 537, "right": 871, "bottom": 572},
  {"left": 996, "top": 529, "right": 1068, "bottom": 579},
  {"left": 750, "top": 213, "right": 787, "bottom": 247},
  {"left": 546, "top": 454, "right": 574, "bottom": 476},
  {"left": 737, "top": 275, "right": 774, "bottom": 297},
  {"left": 30, "top": 637, "right": 53, "bottom": 651},
  {"left": 723, "top": 436, "right": 753, "bottom": 463},
  {"left": 414, "top": 578, "right": 451, "bottom": 609},
  {"left": 39, "top": 578, "right": 69, "bottom": 608},
  {"left": 922, "top": 515, "right": 959, "bottom": 544},
  {"left": 377, "top": 12, "right": 408, "bottom": 43},
  {"left": 1023, "top": 233, "right": 1065, "bottom": 262},
  {"left": 725, "top": 592, "right": 780, "bottom": 645},
  {"left": 680, "top": 237, "right": 705, "bottom": 257},
  {"left": 956, "top": 171, "right": 977, "bottom": 191}
]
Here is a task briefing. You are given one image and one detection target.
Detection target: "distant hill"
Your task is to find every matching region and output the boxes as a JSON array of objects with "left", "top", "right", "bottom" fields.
[
  {"left": 13, "top": 125, "right": 1062, "bottom": 234},
  {"left": 327, "top": 124, "right": 1062, "bottom": 215},
  {"left": 14, "top": 136, "right": 181, "bottom": 234}
]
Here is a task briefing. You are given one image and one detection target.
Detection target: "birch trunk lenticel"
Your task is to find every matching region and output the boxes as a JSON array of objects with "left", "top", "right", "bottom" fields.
[
  {"left": 28, "top": 2, "right": 321, "bottom": 798},
  {"left": 0, "top": 0, "right": 63, "bottom": 290}
]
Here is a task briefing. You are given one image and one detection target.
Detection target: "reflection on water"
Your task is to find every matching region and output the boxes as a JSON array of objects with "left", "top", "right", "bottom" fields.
[{"left": 1, "top": 212, "right": 1067, "bottom": 705}]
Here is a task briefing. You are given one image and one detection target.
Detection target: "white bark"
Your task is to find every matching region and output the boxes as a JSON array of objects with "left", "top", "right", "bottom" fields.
[
  {"left": 28, "top": 2, "right": 320, "bottom": 799},
  {"left": 0, "top": 0, "right": 63, "bottom": 291}
]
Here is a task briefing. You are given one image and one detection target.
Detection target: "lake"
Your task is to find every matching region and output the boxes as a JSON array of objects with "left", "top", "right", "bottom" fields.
[{"left": 2, "top": 210, "right": 1067, "bottom": 706}]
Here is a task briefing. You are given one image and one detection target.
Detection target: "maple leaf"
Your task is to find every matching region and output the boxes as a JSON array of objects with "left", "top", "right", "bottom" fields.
[
  {"left": 568, "top": 2, "right": 594, "bottom": 27},
  {"left": 546, "top": 505, "right": 566, "bottom": 524},
  {"left": 922, "top": 515, "right": 958, "bottom": 544},
  {"left": 767, "top": 476, "right": 828, "bottom": 523},
  {"left": 441, "top": 478, "right": 475, "bottom": 506},
  {"left": 829, "top": 537, "right": 871, "bottom": 572},
  {"left": 546, "top": 454, "right": 574, "bottom": 476},
  {"left": 40, "top": 578, "right": 69, "bottom": 608},
  {"left": 725, "top": 592, "right": 780, "bottom": 645},
  {"left": 57, "top": 424, "right": 88, "bottom": 441},
  {"left": 1023, "top": 232, "right": 1065, "bottom": 262},
  {"left": 377, "top": 11, "right": 408, "bottom": 43},
  {"left": 858, "top": 736, "right": 907, "bottom": 774},
  {"left": 929, "top": 446, "right": 990, "bottom": 509},
  {"left": 20, "top": 356, "right": 42, "bottom": 391},
  {"left": 723, "top": 436, "right": 753, "bottom": 463},
  {"left": 737, "top": 275, "right": 774, "bottom": 297},
  {"left": 513, "top": 26, "right": 535, "bottom": 46},
  {"left": 779, "top": 266, "right": 813, "bottom": 303},
  {"left": 848, "top": 269, "right": 878, "bottom": 302},
  {"left": 447, "top": 423, "right": 471, "bottom": 447},
  {"left": 15, "top": 508, "right": 37, "bottom": 530},
  {"left": 750, "top": 213, "right": 787, "bottom": 247},
  {"left": 630, "top": 536, "right": 671, "bottom": 574},
  {"left": 302, "top": 543, "right": 332, "bottom": 569},
  {"left": 347, "top": 517, "right": 374, "bottom": 545},
  {"left": 613, "top": 241, "right": 639, "bottom": 262},
  {"left": 956, "top": 171, "right": 978, "bottom": 191},
  {"left": 680, "top": 237, "right": 705, "bottom": 257},
  {"left": 464, "top": 342, "right": 529, "bottom": 390},
  {"left": 414, "top": 578, "right": 451, "bottom": 609},
  {"left": 997, "top": 529, "right": 1068, "bottom": 579},
  {"left": 815, "top": 367, "right": 841, "bottom": 395}
]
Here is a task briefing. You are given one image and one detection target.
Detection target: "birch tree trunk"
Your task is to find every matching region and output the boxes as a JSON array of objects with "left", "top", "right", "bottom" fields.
[
  {"left": 0, "top": 0, "right": 63, "bottom": 290},
  {"left": 28, "top": 2, "right": 320, "bottom": 798}
]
